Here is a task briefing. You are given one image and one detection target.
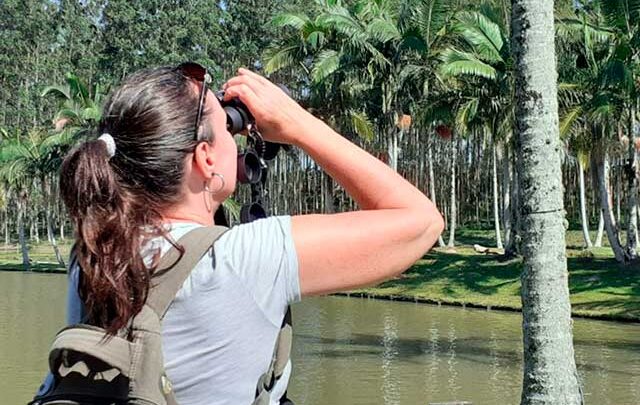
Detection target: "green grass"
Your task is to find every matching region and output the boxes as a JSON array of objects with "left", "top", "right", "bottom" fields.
[
  {"left": 352, "top": 229, "right": 640, "bottom": 322},
  {"left": 1, "top": 230, "right": 638, "bottom": 321}
]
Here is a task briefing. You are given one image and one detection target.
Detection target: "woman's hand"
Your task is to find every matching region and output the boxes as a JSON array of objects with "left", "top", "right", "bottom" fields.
[{"left": 223, "top": 68, "right": 313, "bottom": 145}]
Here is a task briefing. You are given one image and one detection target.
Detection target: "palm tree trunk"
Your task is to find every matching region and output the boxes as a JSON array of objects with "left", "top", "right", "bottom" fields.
[
  {"left": 3, "top": 207, "right": 9, "bottom": 245},
  {"left": 593, "top": 152, "right": 628, "bottom": 263},
  {"left": 16, "top": 193, "right": 30, "bottom": 271},
  {"left": 503, "top": 144, "right": 513, "bottom": 250},
  {"left": 578, "top": 159, "right": 592, "bottom": 248},
  {"left": 41, "top": 176, "right": 65, "bottom": 266},
  {"left": 595, "top": 211, "right": 604, "bottom": 247},
  {"left": 493, "top": 143, "right": 503, "bottom": 249},
  {"left": 387, "top": 126, "right": 399, "bottom": 172},
  {"left": 511, "top": 1, "right": 583, "bottom": 403},
  {"left": 626, "top": 105, "right": 639, "bottom": 259},
  {"left": 447, "top": 137, "right": 457, "bottom": 248},
  {"left": 428, "top": 143, "right": 446, "bottom": 247}
]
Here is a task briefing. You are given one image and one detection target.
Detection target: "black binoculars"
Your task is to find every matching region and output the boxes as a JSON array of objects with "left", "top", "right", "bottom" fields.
[{"left": 215, "top": 88, "right": 290, "bottom": 223}]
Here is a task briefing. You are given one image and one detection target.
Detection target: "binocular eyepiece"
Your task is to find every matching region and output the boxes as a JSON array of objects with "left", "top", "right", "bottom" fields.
[{"left": 215, "top": 85, "right": 291, "bottom": 224}]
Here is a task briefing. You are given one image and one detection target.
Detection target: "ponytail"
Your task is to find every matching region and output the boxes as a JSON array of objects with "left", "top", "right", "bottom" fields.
[{"left": 60, "top": 139, "right": 160, "bottom": 334}]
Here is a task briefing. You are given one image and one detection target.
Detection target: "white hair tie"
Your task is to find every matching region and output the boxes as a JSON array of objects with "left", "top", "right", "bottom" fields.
[{"left": 98, "top": 133, "right": 116, "bottom": 158}]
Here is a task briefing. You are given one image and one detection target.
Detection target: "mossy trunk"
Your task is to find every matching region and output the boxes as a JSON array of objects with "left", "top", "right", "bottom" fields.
[{"left": 511, "top": 0, "right": 583, "bottom": 403}]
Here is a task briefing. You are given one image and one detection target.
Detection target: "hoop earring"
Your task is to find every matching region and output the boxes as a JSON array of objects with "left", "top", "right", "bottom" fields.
[{"left": 204, "top": 173, "right": 225, "bottom": 195}]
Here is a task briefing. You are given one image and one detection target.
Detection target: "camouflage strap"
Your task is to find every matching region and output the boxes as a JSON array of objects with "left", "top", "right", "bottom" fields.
[
  {"left": 253, "top": 307, "right": 293, "bottom": 405},
  {"left": 146, "top": 225, "right": 228, "bottom": 320}
]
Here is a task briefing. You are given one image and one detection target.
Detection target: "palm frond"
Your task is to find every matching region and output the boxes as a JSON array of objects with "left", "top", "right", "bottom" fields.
[
  {"left": 559, "top": 106, "right": 584, "bottom": 139},
  {"left": 439, "top": 48, "right": 497, "bottom": 80},
  {"left": 271, "top": 12, "right": 312, "bottom": 30},
  {"left": 311, "top": 49, "right": 340, "bottom": 83},
  {"left": 350, "top": 110, "right": 375, "bottom": 141},
  {"left": 264, "top": 45, "right": 300, "bottom": 74},
  {"left": 453, "top": 11, "right": 504, "bottom": 64},
  {"left": 366, "top": 18, "right": 401, "bottom": 43}
]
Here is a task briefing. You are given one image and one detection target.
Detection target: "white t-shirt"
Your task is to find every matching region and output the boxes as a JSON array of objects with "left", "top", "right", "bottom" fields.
[{"left": 64, "top": 216, "right": 301, "bottom": 405}]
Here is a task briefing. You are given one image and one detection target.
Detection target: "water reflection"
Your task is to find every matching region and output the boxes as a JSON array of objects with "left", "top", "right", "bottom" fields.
[
  {"left": 381, "top": 310, "right": 399, "bottom": 405},
  {"left": 3, "top": 273, "right": 640, "bottom": 405}
]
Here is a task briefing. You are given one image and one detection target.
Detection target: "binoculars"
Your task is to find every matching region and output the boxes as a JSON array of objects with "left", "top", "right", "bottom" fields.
[{"left": 214, "top": 88, "right": 289, "bottom": 223}]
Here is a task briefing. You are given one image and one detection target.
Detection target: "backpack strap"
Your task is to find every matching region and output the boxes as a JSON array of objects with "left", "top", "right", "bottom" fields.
[
  {"left": 146, "top": 225, "right": 228, "bottom": 319},
  {"left": 253, "top": 306, "right": 294, "bottom": 405}
]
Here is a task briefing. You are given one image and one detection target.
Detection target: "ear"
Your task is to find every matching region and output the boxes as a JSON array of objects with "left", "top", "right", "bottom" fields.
[{"left": 193, "top": 141, "right": 216, "bottom": 179}]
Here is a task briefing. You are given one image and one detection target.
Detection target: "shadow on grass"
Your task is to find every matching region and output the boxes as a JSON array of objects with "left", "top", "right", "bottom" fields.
[{"left": 378, "top": 250, "right": 522, "bottom": 297}]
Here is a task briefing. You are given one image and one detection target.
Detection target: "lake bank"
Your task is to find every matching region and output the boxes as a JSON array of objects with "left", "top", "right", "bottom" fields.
[{"left": 2, "top": 229, "right": 637, "bottom": 322}]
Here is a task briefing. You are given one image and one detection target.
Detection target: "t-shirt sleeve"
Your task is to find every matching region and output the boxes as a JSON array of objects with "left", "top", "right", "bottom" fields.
[{"left": 216, "top": 215, "right": 300, "bottom": 325}]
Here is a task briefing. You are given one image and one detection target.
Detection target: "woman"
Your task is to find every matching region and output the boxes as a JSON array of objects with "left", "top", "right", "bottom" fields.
[{"left": 56, "top": 64, "right": 444, "bottom": 405}]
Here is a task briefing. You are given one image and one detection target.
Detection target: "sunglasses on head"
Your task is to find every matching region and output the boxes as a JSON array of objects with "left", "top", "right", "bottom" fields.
[{"left": 175, "top": 62, "right": 212, "bottom": 141}]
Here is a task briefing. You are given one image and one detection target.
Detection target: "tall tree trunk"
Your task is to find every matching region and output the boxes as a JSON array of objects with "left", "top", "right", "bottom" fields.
[
  {"left": 593, "top": 152, "right": 628, "bottom": 263},
  {"left": 447, "top": 137, "right": 457, "bottom": 248},
  {"left": 511, "top": 1, "right": 583, "bottom": 404},
  {"left": 3, "top": 207, "right": 9, "bottom": 245},
  {"left": 503, "top": 144, "right": 513, "bottom": 250},
  {"left": 387, "top": 125, "right": 399, "bottom": 172},
  {"left": 626, "top": 105, "right": 639, "bottom": 259},
  {"left": 428, "top": 142, "right": 446, "bottom": 247},
  {"left": 493, "top": 143, "right": 504, "bottom": 249},
  {"left": 595, "top": 211, "right": 604, "bottom": 247},
  {"left": 578, "top": 159, "right": 592, "bottom": 248},
  {"left": 42, "top": 176, "right": 65, "bottom": 266},
  {"left": 323, "top": 173, "right": 334, "bottom": 214},
  {"left": 16, "top": 193, "right": 30, "bottom": 271}
]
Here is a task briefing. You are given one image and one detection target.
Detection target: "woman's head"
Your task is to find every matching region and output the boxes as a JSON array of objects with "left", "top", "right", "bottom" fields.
[{"left": 60, "top": 65, "right": 237, "bottom": 333}]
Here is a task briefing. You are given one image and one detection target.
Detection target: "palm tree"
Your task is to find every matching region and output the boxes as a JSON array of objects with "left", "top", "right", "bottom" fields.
[
  {"left": 596, "top": 0, "right": 640, "bottom": 259},
  {"left": 512, "top": 0, "right": 583, "bottom": 403},
  {"left": 0, "top": 129, "right": 67, "bottom": 267},
  {"left": 41, "top": 72, "right": 104, "bottom": 148},
  {"left": 558, "top": 4, "right": 630, "bottom": 262},
  {"left": 438, "top": 6, "right": 513, "bottom": 250}
]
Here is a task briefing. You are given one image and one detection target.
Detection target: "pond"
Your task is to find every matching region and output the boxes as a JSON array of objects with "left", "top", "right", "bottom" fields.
[{"left": 2, "top": 272, "right": 639, "bottom": 404}]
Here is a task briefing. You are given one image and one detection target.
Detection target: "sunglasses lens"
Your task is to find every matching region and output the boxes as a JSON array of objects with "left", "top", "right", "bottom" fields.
[{"left": 177, "top": 62, "right": 206, "bottom": 81}]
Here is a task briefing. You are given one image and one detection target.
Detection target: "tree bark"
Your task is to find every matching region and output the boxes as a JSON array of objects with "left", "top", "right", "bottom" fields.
[
  {"left": 503, "top": 143, "right": 513, "bottom": 250},
  {"left": 595, "top": 211, "right": 604, "bottom": 247},
  {"left": 428, "top": 142, "right": 446, "bottom": 247},
  {"left": 511, "top": 1, "right": 583, "bottom": 403},
  {"left": 42, "top": 176, "right": 65, "bottom": 266},
  {"left": 626, "top": 105, "right": 639, "bottom": 259},
  {"left": 16, "top": 193, "right": 30, "bottom": 271},
  {"left": 493, "top": 143, "right": 504, "bottom": 249},
  {"left": 593, "top": 152, "right": 628, "bottom": 263},
  {"left": 447, "top": 137, "right": 457, "bottom": 248},
  {"left": 3, "top": 207, "right": 9, "bottom": 245},
  {"left": 578, "top": 159, "right": 592, "bottom": 248}
]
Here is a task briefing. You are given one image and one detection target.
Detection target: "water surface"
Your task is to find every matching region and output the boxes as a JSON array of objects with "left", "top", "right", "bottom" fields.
[{"left": 2, "top": 272, "right": 639, "bottom": 404}]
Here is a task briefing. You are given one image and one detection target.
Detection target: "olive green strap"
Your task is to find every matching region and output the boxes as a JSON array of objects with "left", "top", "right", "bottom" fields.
[
  {"left": 253, "top": 307, "right": 293, "bottom": 405},
  {"left": 147, "top": 226, "right": 228, "bottom": 320}
]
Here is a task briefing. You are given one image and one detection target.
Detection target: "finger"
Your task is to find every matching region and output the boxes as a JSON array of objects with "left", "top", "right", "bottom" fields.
[
  {"left": 223, "top": 83, "right": 264, "bottom": 113},
  {"left": 223, "top": 75, "right": 263, "bottom": 93},
  {"left": 238, "top": 67, "right": 272, "bottom": 87}
]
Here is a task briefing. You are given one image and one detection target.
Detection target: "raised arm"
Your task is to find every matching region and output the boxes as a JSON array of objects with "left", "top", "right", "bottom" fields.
[{"left": 224, "top": 69, "right": 444, "bottom": 297}]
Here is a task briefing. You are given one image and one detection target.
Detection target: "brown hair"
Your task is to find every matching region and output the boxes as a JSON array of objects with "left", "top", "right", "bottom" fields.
[{"left": 60, "top": 66, "right": 213, "bottom": 333}]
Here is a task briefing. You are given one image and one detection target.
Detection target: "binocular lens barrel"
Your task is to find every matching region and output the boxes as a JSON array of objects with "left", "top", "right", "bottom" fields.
[{"left": 237, "top": 150, "right": 262, "bottom": 184}]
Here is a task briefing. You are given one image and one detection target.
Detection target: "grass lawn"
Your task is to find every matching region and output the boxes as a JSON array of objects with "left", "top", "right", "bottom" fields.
[
  {"left": 1, "top": 229, "right": 638, "bottom": 321},
  {"left": 351, "top": 228, "right": 640, "bottom": 322}
]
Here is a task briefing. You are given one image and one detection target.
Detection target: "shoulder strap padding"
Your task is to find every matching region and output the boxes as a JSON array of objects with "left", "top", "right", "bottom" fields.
[
  {"left": 50, "top": 326, "right": 132, "bottom": 377},
  {"left": 146, "top": 225, "right": 228, "bottom": 320}
]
